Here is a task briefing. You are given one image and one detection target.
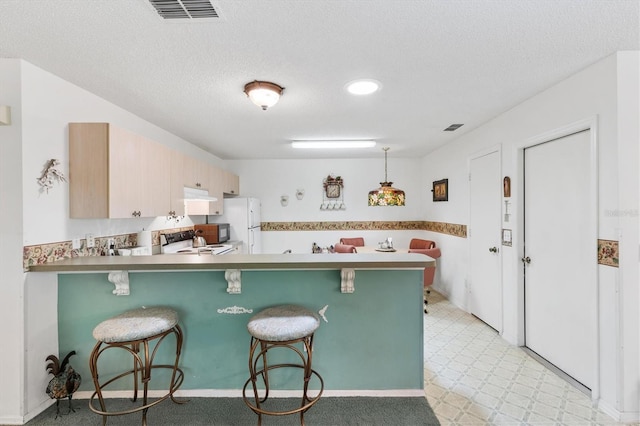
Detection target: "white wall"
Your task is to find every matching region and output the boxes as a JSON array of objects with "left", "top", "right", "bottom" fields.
[
  {"left": 0, "top": 59, "right": 26, "bottom": 425},
  {"left": 615, "top": 51, "right": 639, "bottom": 419},
  {"left": 418, "top": 52, "right": 639, "bottom": 420},
  {"left": 228, "top": 158, "right": 428, "bottom": 253},
  {"left": 19, "top": 60, "right": 225, "bottom": 246},
  {"left": 0, "top": 58, "right": 229, "bottom": 424}
]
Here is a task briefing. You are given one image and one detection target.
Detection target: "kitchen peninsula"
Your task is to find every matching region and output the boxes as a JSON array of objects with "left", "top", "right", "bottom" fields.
[{"left": 30, "top": 253, "right": 433, "bottom": 396}]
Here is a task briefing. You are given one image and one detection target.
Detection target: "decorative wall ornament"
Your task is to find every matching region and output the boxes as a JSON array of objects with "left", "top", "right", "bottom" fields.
[
  {"left": 217, "top": 306, "right": 254, "bottom": 314},
  {"left": 225, "top": 269, "right": 242, "bottom": 294},
  {"left": 321, "top": 174, "right": 346, "bottom": 210},
  {"left": 340, "top": 268, "right": 355, "bottom": 293},
  {"left": 107, "top": 271, "right": 130, "bottom": 296},
  {"left": 432, "top": 178, "right": 448, "bottom": 202},
  {"left": 503, "top": 176, "right": 511, "bottom": 198},
  {"left": 318, "top": 305, "right": 329, "bottom": 323},
  {"left": 37, "top": 159, "right": 66, "bottom": 194}
]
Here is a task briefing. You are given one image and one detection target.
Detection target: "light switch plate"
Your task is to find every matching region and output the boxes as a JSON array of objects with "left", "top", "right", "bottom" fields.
[
  {"left": 86, "top": 234, "right": 95, "bottom": 248},
  {"left": 72, "top": 238, "right": 81, "bottom": 250},
  {"left": 502, "top": 229, "right": 512, "bottom": 246}
]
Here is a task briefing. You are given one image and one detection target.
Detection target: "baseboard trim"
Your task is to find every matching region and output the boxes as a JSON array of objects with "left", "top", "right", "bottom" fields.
[
  {"left": 597, "top": 398, "right": 640, "bottom": 423},
  {"left": 74, "top": 388, "right": 425, "bottom": 399}
]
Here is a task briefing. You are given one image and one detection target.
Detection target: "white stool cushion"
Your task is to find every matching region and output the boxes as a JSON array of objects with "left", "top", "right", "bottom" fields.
[
  {"left": 247, "top": 305, "right": 320, "bottom": 341},
  {"left": 93, "top": 306, "right": 179, "bottom": 343}
]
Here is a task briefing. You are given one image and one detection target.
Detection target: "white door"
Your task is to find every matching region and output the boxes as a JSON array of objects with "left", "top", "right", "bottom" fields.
[
  {"left": 469, "top": 150, "right": 502, "bottom": 332},
  {"left": 524, "top": 130, "right": 593, "bottom": 389}
]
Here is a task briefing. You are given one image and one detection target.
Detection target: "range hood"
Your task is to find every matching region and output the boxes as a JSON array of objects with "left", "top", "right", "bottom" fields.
[
  {"left": 183, "top": 187, "right": 218, "bottom": 202},
  {"left": 184, "top": 187, "right": 218, "bottom": 216}
]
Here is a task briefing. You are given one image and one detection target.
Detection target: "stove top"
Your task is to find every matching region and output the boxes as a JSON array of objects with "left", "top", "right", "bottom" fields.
[{"left": 161, "top": 230, "right": 233, "bottom": 255}]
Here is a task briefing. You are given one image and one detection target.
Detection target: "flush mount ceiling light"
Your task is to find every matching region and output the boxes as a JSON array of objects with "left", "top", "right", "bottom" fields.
[
  {"left": 243, "top": 80, "right": 284, "bottom": 110},
  {"left": 291, "top": 140, "right": 376, "bottom": 149},
  {"left": 368, "top": 147, "right": 405, "bottom": 207},
  {"left": 345, "top": 79, "right": 381, "bottom": 95}
]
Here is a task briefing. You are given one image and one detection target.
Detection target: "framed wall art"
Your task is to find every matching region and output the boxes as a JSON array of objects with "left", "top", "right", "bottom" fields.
[{"left": 432, "top": 178, "right": 448, "bottom": 202}]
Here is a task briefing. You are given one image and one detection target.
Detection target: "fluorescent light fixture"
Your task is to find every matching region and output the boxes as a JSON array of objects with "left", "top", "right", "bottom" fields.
[
  {"left": 345, "top": 79, "right": 381, "bottom": 95},
  {"left": 291, "top": 140, "right": 376, "bottom": 149}
]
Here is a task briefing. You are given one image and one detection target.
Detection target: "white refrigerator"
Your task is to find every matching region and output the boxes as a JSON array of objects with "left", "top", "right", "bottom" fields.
[{"left": 215, "top": 197, "right": 262, "bottom": 254}]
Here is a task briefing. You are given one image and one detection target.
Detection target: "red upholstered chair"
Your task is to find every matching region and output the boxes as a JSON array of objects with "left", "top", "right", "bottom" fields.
[
  {"left": 334, "top": 243, "right": 358, "bottom": 253},
  {"left": 409, "top": 238, "right": 436, "bottom": 250},
  {"left": 408, "top": 239, "right": 441, "bottom": 313},
  {"left": 339, "top": 237, "right": 365, "bottom": 247}
]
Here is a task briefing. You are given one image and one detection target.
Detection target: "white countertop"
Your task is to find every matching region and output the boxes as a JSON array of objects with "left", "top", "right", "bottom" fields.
[{"left": 29, "top": 252, "right": 433, "bottom": 272}]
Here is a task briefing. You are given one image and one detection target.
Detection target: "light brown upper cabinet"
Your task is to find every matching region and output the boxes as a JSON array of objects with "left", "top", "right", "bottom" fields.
[
  {"left": 169, "top": 151, "right": 187, "bottom": 217},
  {"left": 208, "top": 166, "right": 224, "bottom": 215},
  {"left": 222, "top": 169, "right": 240, "bottom": 195},
  {"left": 69, "top": 123, "right": 170, "bottom": 218},
  {"left": 182, "top": 155, "right": 210, "bottom": 191}
]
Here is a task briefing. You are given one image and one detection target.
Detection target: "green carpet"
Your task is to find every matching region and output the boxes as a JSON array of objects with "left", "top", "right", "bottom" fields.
[{"left": 26, "top": 396, "right": 440, "bottom": 425}]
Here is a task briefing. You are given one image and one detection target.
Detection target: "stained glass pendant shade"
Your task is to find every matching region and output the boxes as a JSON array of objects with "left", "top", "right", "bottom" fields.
[{"left": 368, "top": 147, "right": 405, "bottom": 206}]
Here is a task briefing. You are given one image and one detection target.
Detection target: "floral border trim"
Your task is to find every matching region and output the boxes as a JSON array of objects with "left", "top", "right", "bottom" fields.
[
  {"left": 23, "top": 227, "right": 192, "bottom": 271},
  {"left": 261, "top": 221, "right": 467, "bottom": 238},
  {"left": 597, "top": 239, "right": 619, "bottom": 267}
]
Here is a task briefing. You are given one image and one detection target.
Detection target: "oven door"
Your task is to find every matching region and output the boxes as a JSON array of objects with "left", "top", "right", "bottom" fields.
[{"left": 217, "top": 224, "right": 230, "bottom": 243}]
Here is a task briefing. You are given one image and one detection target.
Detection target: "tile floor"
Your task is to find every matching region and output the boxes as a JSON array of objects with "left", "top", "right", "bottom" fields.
[{"left": 423, "top": 290, "right": 631, "bottom": 425}]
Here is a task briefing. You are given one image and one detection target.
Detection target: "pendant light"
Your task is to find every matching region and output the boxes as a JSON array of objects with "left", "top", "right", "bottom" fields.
[{"left": 368, "top": 147, "right": 405, "bottom": 206}]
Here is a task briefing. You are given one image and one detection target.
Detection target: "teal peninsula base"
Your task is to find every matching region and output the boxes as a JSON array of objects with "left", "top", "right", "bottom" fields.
[{"left": 57, "top": 268, "right": 424, "bottom": 396}]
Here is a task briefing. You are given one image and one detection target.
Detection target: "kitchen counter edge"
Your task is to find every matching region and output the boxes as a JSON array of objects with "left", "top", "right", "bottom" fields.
[{"left": 29, "top": 253, "right": 434, "bottom": 272}]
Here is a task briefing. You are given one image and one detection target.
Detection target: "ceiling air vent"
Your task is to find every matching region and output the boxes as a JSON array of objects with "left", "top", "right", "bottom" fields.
[
  {"left": 444, "top": 124, "right": 464, "bottom": 131},
  {"left": 148, "top": 0, "right": 219, "bottom": 20}
]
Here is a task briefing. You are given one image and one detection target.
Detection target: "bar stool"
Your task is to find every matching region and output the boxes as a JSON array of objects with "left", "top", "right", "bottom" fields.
[
  {"left": 89, "top": 306, "right": 186, "bottom": 425},
  {"left": 243, "top": 304, "right": 324, "bottom": 425}
]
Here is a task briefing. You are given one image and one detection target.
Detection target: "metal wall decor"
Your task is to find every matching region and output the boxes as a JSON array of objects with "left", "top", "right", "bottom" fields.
[
  {"left": 321, "top": 174, "right": 345, "bottom": 210},
  {"left": 37, "top": 159, "right": 66, "bottom": 194}
]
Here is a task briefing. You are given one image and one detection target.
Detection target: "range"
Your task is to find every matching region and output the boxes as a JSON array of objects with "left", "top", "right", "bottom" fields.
[{"left": 160, "top": 230, "right": 233, "bottom": 255}]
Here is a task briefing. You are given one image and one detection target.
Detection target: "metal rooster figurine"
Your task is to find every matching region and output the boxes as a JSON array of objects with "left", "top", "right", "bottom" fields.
[{"left": 45, "top": 350, "right": 81, "bottom": 418}]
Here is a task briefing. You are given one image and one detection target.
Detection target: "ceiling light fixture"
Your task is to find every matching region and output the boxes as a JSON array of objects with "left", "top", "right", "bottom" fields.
[
  {"left": 346, "top": 79, "right": 381, "bottom": 95},
  {"left": 368, "top": 147, "right": 405, "bottom": 207},
  {"left": 244, "top": 80, "right": 284, "bottom": 110},
  {"left": 291, "top": 140, "right": 376, "bottom": 149}
]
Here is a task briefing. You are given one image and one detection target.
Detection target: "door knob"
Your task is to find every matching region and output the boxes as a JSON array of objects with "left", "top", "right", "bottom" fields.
[
  {"left": 521, "top": 256, "right": 531, "bottom": 264},
  {"left": 489, "top": 247, "right": 498, "bottom": 253}
]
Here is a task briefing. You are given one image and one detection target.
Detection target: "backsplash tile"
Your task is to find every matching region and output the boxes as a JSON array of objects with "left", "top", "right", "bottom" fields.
[{"left": 23, "top": 227, "right": 191, "bottom": 271}]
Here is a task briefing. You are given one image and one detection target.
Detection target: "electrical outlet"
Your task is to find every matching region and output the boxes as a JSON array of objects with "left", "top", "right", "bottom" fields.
[
  {"left": 86, "top": 233, "right": 95, "bottom": 248},
  {"left": 72, "top": 238, "right": 81, "bottom": 250}
]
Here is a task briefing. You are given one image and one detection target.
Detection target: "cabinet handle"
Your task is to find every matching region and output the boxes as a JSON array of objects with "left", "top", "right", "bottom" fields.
[
  {"left": 196, "top": 182, "right": 201, "bottom": 188},
  {"left": 489, "top": 247, "right": 498, "bottom": 253},
  {"left": 521, "top": 256, "right": 531, "bottom": 264},
  {"left": 132, "top": 210, "right": 141, "bottom": 217}
]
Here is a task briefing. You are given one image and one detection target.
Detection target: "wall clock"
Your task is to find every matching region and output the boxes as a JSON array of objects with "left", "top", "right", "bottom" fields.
[{"left": 326, "top": 183, "right": 341, "bottom": 198}]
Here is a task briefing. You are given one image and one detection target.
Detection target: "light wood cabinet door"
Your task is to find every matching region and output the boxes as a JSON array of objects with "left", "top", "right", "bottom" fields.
[
  {"left": 139, "top": 136, "right": 171, "bottom": 217},
  {"left": 170, "top": 152, "right": 187, "bottom": 217},
  {"left": 182, "top": 155, "right": 210, "bottom": 190},
  {"left": 107, "top": 126, "right": 143, "bottom": 218},
  {"left": 69, "top": 123, "right": 170, "bottom": 218},
  {"left": 223, "top": 170, "right": 240, "bottom": 195},
  {"left": 208, "top": 166, "right": 224, "bottom": 215}
]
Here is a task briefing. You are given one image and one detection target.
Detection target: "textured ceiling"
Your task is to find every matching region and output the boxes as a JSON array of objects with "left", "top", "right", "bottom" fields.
[{"left": 0, "top": 0, "right": 638, "bottom": 159}]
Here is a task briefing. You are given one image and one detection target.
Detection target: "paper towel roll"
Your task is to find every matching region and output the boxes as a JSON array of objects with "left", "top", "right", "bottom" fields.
[{"left": 137, "top": 230, "right": 152, "bottom": 249}]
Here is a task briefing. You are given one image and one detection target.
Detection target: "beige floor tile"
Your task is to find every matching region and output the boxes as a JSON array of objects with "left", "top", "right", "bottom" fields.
[{"left": 424, "top": 290, "right": 625, "bottom": 426}]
